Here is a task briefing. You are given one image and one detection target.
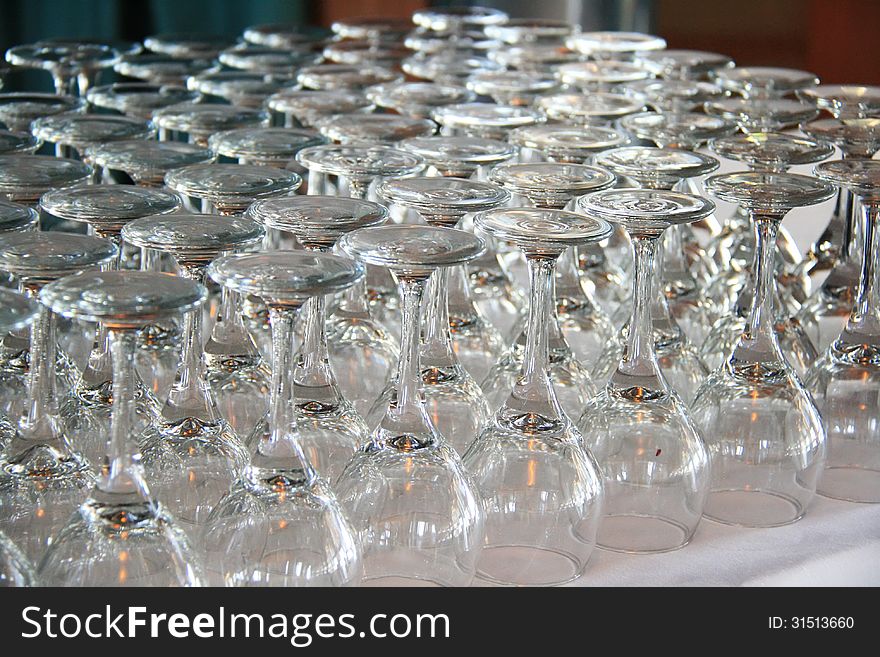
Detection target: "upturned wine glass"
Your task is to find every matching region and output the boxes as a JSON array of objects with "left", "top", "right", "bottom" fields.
[
  {"left": 217, "top": 45, "right": 320, "bottom": 79},
  {"left": 87, "top": 139, "right": 215, "bottom": 188},
  {"left": 316, "top": 113, "right": 436, "bottom": 145},
  {"left": 702, "top": 133, "right": 835, "bottom": 377},
  {"left": 187, "top": 71, "right": 298, "bottom": 110},
  {"left": 121, "top": 214, "right": 262, "bottom": 545},
  {"left": 466, "top": 70, "right": 561, "bottom": 106},
  {"left": 86, "top": 82, "right": 200, "bottom": 120},
  {"left": 204, "top": 252, "right": 363, "bottom": 586},
  {"left": 0, "top": 130, "right": 39, "bottom": 155},
  {"left": 0, "top": 232, "right": 117, "bottom": 560},
  {"left": 593, "top": 147, "right": 718, "bottom": 402},
  {"left": 297, "top": 63, "right": 402, "bottom": 91},
  {"left": 31, "top": 114, "right": 154, "bottom": 163},
  {"left": 412, "top": 6, "right": 508, "bottom": 32},
  {"left": 37, "top": 271, "right": 206, "bottom": 586},
  {"left": 0, "top": 289, "right": 38, "bottom": 587},
  {"left": 267, "top": 89, "right": 373, "bottom": 129},
  {"left": 143, "top": 33, "right": 232, "bottom": 59},
  {"left": 795, "top": 118, "right": 880, "bottom": 353},
  {"left": 39, "top": 185, "right": 181, "bottom": 466},
  {"left": 366, "top": 81, "right": 475, "bottom": 119},
  {"left": 636, "top": 49, "right": 733, "bottom": 81},
  {"left": 114, "top": 53, "right": 219, "bottom": 86},
  {"left": 691, "top": 171, "right": 835, "bottom": 527},
  {"left": 165, "top": 163, "right": 302, "bottom": 438},
  {"left": 484, "top": 162, "right": 616, "bottom": 417},
  {"left": 209, "top": 128, "right": 325, "bottom": 169},
  {"left": 335, "top": 224, "right": 485, "bottom": 586},
  {"left": 0, "top": 93, "right": 84, "bottom": 133},
  {"left": 152, "top": 102, "right": 269, "bottom": 146},
  {"left": 556, "top": 60, "right": 651, "bottom": 91},
  {"left": 577, "top": 189, "right": 714, "bottom": 552},
  {"left": 245, "top": 195, "right": 387, "bottom": 478},
  {"left": 805, "top": 159, "right": 880, "bottom": 503},
  {"left": 398, "top": 135, "right": 516, "bottom": 178},
  {"left": 566, "top": 31, "right": 666, "bottom": 59},
  {"left": 376, "top": 176, "right": 509, "bottom": 453},
  {"left": 714, "top": 66, "right": 819, "bottom": 99},
  {"left": 536, "top": 92, "right": 646, "bottom": 126},
  {"left": 463, "top": 207, "right": 611, "bottom": 586},
  {"left": 432, "top": 102, "right": 545, "bottom": 141},
  {"left": 5, "top": 41, "right": 119, "bottom": 96}
]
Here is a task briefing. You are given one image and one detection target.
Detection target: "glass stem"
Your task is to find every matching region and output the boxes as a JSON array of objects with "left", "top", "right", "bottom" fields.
[
  {"left": 19, "top": 297, "right": 62, "bottom": 440},
  {"left": 394, "top": 278, "right": 426, "bottom": 418},
  {"left": 615, "top": 235, "right": 662, "bottom": 381},
  {"left": 520, "top": 255, "right": 555, "bottom": 390},
  {"left": 839, "top": 202, "right": 880, "bottom": 344},
  {"left": 296, "top": 292, "right": 335, "bottom": 389},
  {"left": 422, "top": 267, "right": 455, "bottom": 368},
  {"left": 255, "top": 305, "right": 312, "bottom": 474},
  {"left": 101, "top": 329, "right": 141, "bottom": 495}
]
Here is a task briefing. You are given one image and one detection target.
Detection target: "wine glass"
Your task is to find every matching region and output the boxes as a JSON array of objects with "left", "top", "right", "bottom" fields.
[
  {"left": 0, "top": 93, "right": 84, "bottom": 133},
  {"left": 536, "top": 92, "right": 646, "bottom": 126},
  {"left": 114, "top": 53, "right": 219, "bottom": 86},
  {"left": 577, "top": 188, "right": 715, "bottom": 552},
  {"left": 630, "top": 78, "right": 725, "bottom": 114},
  {"left": 143, "top": 33, "right": 232, "bottom": 59},
  {"left": 636, "top": 49, "right": 733, "bottom": 81},
  {"left": 795, "top": 118, "right": 880, "bottom": 353},
  {"left": 593, "top": 147, "right": 718, "bottom": 402},
  {"left": 323, "top": 40, "right": 409, "bottom": 68},
  {"left": 5, "top": 41, "right": 119, "bottom": 96},
  {"left": 165, "top": 163, "right": 302, "bottom": 438},
  {"left": 152, "top": 102, "right": 269, "bottom": 146},
  {"left": 412, "top": 6, "right": 508, "bottom": 32},
  {"left": 37, "top": 271, "right": 206, "bottom": 586},
  {"left": 187, "top": 71, "right": 298, "bottom": 110},
  {"left": 366, "top": 81, "right": 475, "bottom": 119},
  {"left": 297, "top": 63, "right": 402, "bottom": 91},
  {"left": 246, "top": 195, "right": 387, "bottom": 478},
  {"left": 335, "top": 224, "right": 485, "bottom": 586},
  {"left": 484, "top": 17, "right": 576, "bottom": 45},
  {"left": 121, "top": 214, "right": 262, "bottom": 546},
  {"left": 704, "top": 97, "right": 818, "bottom": 133},
  {"left": 267, "top": 89, "right": 373, "bottom": 129},
  {"left": 0, "top": 289, "right": 38, "bottom": 587},
  {"left": 432, "top": 102, "right": 545, "bottom": 140},
  {"left": 86, "top": 82, "right": 200, "bottom": 120},
  {"left": 31, "top": 114, "right": 154, "bottom": 163},
  {"left": 484, "top": 162, "right": 616, "bottom": 417},
  {"left": 691, "top": 171, "right": 835, "bottom": 527},
  {"left": 0, "top": 130, "right": 40, "bottom": 155},
  {"left": 713, "top": 66, "right": 819, "bottom": 99},
  {"left": 566, "top": 31, "right": 666, "bottom": 60},
  {"left": 204, "top": 251, "right": 363, "bottom": 586},
  {"left": 398, "top": 135, "right": 516, "bottom": 179},
  {"left": 376, "top": 176, "right": 509, "bottom": 454},
  {"left": 466, "top": 70, "right": 562, "bottom": 107},
  {"left": 702, "top": 133, "right": 835, "bottom": 377},
  {"left": 463, "top": 207, "right": 611, "bottom": 586},
  {"left": 805, "top": 159, "right": 880, "bottom": 503},
  {"left": 39, "top": 185, "right": 181, "bottom": 467},
  {"left": 0, "top": 232, "right": 117, "bottom": 560},
  {"left": 316, "top": 113, "right": 436, "bottom": 145},
  {"left": 218, "top": 45, "right": 320, "bottom": 79},
  {"left": 208, "top": 127, "right": 325, "bottom": 168},
  {"left": 87, "top": 139, "right": 216, "bottom": 188},
  {"left": 556, "top": 60, "right": 651, "bottom": 91},
  {"left": 403, "top": 53, "right": 503, "bottom": 86}
]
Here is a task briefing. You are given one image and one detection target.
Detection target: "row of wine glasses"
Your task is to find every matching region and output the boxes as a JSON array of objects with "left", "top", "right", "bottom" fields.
[{"left": 0, "top": 6, "right": 878, "bottom": 587}]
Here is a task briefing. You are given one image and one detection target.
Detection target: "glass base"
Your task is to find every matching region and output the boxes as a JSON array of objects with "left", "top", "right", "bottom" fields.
[
  {"left": 597, "top": 514, "right": 691, "bottom": 554},
  {"left": 818, "top": 466, "right": 880, "bottom": 504},
  {"left": 476, "top": 544, "right": 587, "bottom": 587},
  {"left": 704, "top": 488, "right": 805, "bottom": 528}
]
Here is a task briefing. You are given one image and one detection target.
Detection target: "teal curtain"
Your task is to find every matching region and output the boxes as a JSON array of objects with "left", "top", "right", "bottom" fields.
[{"left": 0, "top": 0, "right": 310, "bottom": 91}]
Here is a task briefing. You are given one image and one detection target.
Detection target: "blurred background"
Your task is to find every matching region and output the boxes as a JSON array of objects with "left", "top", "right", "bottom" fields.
[{"left": 0, "top": 0, "right": 876, "bottom": 88}]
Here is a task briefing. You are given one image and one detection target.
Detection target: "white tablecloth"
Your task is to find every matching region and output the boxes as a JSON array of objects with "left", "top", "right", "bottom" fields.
[{"left": 570, "top": 495, "right": 880, "bottom": 586}]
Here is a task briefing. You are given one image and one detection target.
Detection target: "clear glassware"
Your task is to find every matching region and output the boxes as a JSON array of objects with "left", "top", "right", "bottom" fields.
[
  {"left": 37, "top": 271, "right": 206, "bottom": 586},
  {"left": 88, "top": 139, "right": 216, "bottom": 188},
  {"left": 0, "top": 129, "right": 40, "bottom": 155},
  {"left": 556, "top": 60, "right": 651, "bottom": 91},
  {"left": 336, "top": 224, "right": 485, "bottom": 586},
  {"left": 0, "top": 92, "right": 84, "bottom": 133},
  {"left": 39, "top": 185, "right": 181, "bottom": 467},
  {"left": 702, "top": 133, "right": 835, "bottom": 377},
  {"left": 713, "top": 66, "right": 819, "bottom": 99},
  {"left": 485, "top": 18, "right": 576, "bottom": 45},
  {"left": 536, "top": 92, "right": 645, "bottom": 126},
  {"left": 0, "top": 232, "right": 116, "bottom": 560},
  {"left": 332, "top": 17, "right": 411, "bottom": 41},
  {"left": 0, "top": 289, "right": 38, "bottom": 587},
  {"left": 31, "top": 114, "right": 155, "bottom": 162},
  {"left": 208, "top": 127, "right": 325, "bottom": 169},
  {"left": 566, "top": 31, "right": 666, "bottom": 59},
  {"left": 204, "top": 251, "right": 362, "bottom": 586},
  {"left": 366, "top": 81, "right": 475, "bottom": 119},
  {"left": 593, "top": 147, "right": 718, "bottom": 401},
  {"left": 704, "top": 97, "right": 818, "bottom": 133},
  {"left": 218, "top": 45, "right": 320, "bottom": 79},
  {"left": 636, "top": 49, "right": 733, "bottom": 81},
  {"left": 403, "top": 53, "right": 503, "bottom": 86},
  {"left": 5, "top": 42, "right": 119, "bottom": 96},
  {"left": 376, "top": 176, "right": 509, "bottom": 454},
  {"left": 323, "top": 41, "right": 409, "bottom": 68},
  {"left": 246, "top": 195, "right": 387, "bottom": 478},
  {"left": 691, "top": 171, "right": 835, "bottom": 527},
  {"left": 0, "top": 201, "right": 38, "bottom": 426},
  {"left": 404, "top": 28, "right": 499, "bottom": 57},
  {"left": 165, "top": 163, "right": 302, "bottom": 438},
  {"left": 805, "top": 159, "right": 880, "bottom": 503},
  {"left": 398, "top": 135, "right": 516, "bottom": 178},
  {"left": 484, "top": 162, "right": 615, "bottom": 414},
  {"left": 577, "top": 189, "right": 714, "bottom": 552},
  {"left": 463, "top": 207, "right": 611, "bottom": 586},
  {"left": 296, "top": 143, "right": 424, "bottom": 340},
  {"left": 412, "top": 6, "right": 508, "bottom": 32},
  {"left": 121, "top": 214, "right": 261, "bottom": 547},
  {"left": 431, "top": 102, "right": 545, "bottom": 140},
  {"left": 795, "top": 118, "right": 880, "bottom": 353},
  {"left": 143, "top": 32, "right": 232, "bottom": 59},
  {"left": 152, "top": 102, "right": 269, "bottom": 146},
  {"left": 796, "top": 86, "right": 880, "bottom": 286},
  {"left": 86, "top": 82, "right": 200, "bottom": 120},
  {"left": 244, "top": 22, "right": 325, "bottom": 48},
  {"left": 466, "top": 70, "right": 562, "bottom": 107},
  {"left": 267, "top": 89, "right": 373, "bottom": 129},
  {"left": 487, "top": 43, "right": 582, "bottom": 72},
  {"left": 114, "top": 53, "right": 219, "bottom": 86},
  {"left": 316, "top": 113, "right": 436, "bottom": 145},
  {"left": 297, "top": 63, "right": 402, "bottom": 91},
  {"left": 188, "top": 71, "right": 298, "bottom": 110},
  {"left": 628, "top": 79, "right": 725, "bottom": 114}
]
